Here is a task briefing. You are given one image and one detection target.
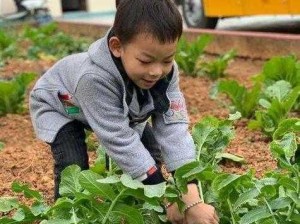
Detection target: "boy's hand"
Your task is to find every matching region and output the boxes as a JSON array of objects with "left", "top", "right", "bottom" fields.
[
  {"left": 166, "top": 203, "right": 186, "bottom": 224},
  {"left": 185, "top": 203, "right": 219, "bottom": 224},
  {"left": 166, "top": 201, "right": 219, "bottom": 224},
  {"left": 182, "top": 184, "right": 219, "bottom": 224}
]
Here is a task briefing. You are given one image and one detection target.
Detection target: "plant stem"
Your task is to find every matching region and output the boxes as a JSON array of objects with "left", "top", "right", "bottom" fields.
[
  {"left": 102, "top": 188, "right": 126, "bottom": 224},
  {"left": 198, "top": 180, "right": 204, "bottom": 202},
  {"left": 197, "top": 145, "right": 204, "bottom": 162},
  {"left": 287, "top": 167, "right": 300, "bottom": 220},
  {"left": 263, "top": 197, "right": 278, "bottom": 224},
  {"left": 255, "top": 183, "right": 278, "bottom": 224},
  {"left": 227, "top": 198, "right": 236, "bottom": 224}
]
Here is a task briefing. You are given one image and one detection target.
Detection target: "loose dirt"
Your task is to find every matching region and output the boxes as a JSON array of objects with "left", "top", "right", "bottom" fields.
[{"left": 0, "top": 56, "right": 277, "bottom": 205}]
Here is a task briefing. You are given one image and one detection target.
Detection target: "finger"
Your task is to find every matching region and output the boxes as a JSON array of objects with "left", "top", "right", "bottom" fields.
[
  {"left": 213, "top": 213, "right": 219, "bottom": 223},
  {"left": 213, "top": 209, "right": 219, "bottom": 220},
  {"left": 213, "top": 215, "right": 219, "bottom": 224}
]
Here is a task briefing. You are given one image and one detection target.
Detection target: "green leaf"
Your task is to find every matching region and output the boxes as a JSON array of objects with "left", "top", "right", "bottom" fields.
[
  {"left": 30, "top": 201, "right": 49, "bottom": 216},
  {"left": 214, "top": 80, "right": 260, "bottom": 118},
  {"left": 70, "top": 207, "right": 80, "bottom": 224},
  {"left": 278, "top": 177, "right": 297, "bottom": 191},
  {"left": 174, "top": 161, "right": 200, "bottom": 192},
  {"left": 239, "top": 207, "right": 271, "bottom": 224},
  {"left": 79, "top": 170, "right": 116, "bottom": 201},
  {"left": 0, "top": 218, "right": 19, "bottom": 224},
  {"left": 97, "top": 175, "right": 120, "bottom": 184},
  {"left": 233, "top": 188, "right": 259, "bottom": 210},
  {"left": 192, "top": 118, "right": 216, "bottom": 151},
  {"left": 142, "top": 202, "right": 164, "bottom": 213},
  {"left": 212, "top": 173, "right": 241, "bottom": 192},
  {"left": 290, "top": 213, "right": 300, "bottom": 223},
  {"left": 264, "top": 80, "right": 292, "bottom": 102},
  {"left": 215, "top": 152, "right": 245, "bottom": 164},
  {"left": 124, "top": 188, "right": 160, "bottom": 206},
  {"left": 176, "top": 35, "right": 212, "bottom": 75},
  {"left": 271, "top": 133, "right": 297, "bottom": 163},
  {"left": 142, "top": 209, "right": 163, "bottom": 224},
  {"left": 181, "top": 164, "right": 207, "bottom": 179},
  {"left": 228, "top": 111, "right": 242, "bottom": 121},
  {"left": 12, "top": 182, "right": 42, "bottom": 201},
  {"left": 268, "top": 197, "right": 292, "bottom": 210},
  {"left": 40, "top": 220, "right": 71, "bottom": 224},
  {"left": 197, "top": 49, "right": 236, "bottom": 80},
  {"left": 252, "top": 86, "right": 300, "bottom": 135},
  {"left": 273, "top": 118, "right": 300, "bottom": 139},
  {"left": 259, "top": 99, "right": 271, "bottom": 109},
  {"left": 111, "top": 204, "right": 144, "bottom": 224},
  {"left": 0, "top": 73, "right": 36, "bottom": 116},
  {"left": 261, "top": 55, "right": 300, "bottom": 88},
  {"left": 256, "top": 178, "right": 278, "bottom": 190},
  {"left": 143, "top": 182, "right": 166, "bottom": 198},
  {"left": 120, "top": 174, "right": 144, "bottom": 190},
  {"left": 59, "top": 165, "right": 83, "bottom": 197},
  {"left": 0, "top": 197, "right": 19, "bottom": 212},
  {"left": 12, "top": 206, "right": 36, "bottom": 222},
  {"left": 286, "top": 191, "right": 300, "bottom": 206},
  {"left": 192, "top": 116, "right": 234, "bottom": 164}
]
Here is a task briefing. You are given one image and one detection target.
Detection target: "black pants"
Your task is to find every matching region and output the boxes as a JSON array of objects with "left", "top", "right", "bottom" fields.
[{"left": 49, "top": 120, "right": 162, "bottom": 200}]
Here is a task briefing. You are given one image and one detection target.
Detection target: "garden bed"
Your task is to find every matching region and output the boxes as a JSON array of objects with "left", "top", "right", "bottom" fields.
[
  {"left": 1, "top": 23, "right": 299, "bottom": 223},
  {"left": 0, "top": 56, "right": 277, "bottom": 205}
]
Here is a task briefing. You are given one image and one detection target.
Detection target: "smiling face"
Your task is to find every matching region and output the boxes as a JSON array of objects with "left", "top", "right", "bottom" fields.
[{"left": 109, "top": 33, "right": 178, "bottom": 89}]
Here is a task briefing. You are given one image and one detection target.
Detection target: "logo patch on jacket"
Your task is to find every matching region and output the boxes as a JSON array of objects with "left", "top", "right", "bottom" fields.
[
  {"left": 58, "top": 93, "right": 80, "bottom": 115},
  {"left": 163, "top": 94, "right": 188, "bottom": 124}
]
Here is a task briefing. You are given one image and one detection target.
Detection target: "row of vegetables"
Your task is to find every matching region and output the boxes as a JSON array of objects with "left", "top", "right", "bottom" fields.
[{"left": 0, "top": 23, "right": 299, "bottom": 223}]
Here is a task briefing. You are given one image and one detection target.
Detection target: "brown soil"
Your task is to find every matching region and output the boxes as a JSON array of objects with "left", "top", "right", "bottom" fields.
[{"left": 0, "top": 56, "right": 277, "bottom": 205}]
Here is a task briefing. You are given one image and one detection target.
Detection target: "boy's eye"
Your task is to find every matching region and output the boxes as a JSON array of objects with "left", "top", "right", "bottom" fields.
[
  {"left": 138, "top": 59, "right": 151, "bottom": 64},
  {"left": 164, "top": 61, "right": 172, "bottom": 64}
]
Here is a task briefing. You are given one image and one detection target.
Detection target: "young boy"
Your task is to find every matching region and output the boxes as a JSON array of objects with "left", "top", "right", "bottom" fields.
[{"left": 30, "top": 0, "right": 219, "bottom": 223}]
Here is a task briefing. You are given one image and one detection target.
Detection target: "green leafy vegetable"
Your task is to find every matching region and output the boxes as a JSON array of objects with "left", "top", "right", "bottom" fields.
[
  {"left": 211, "top": 79, "right": 261, "bottom": 118},
  {"left": 197, "top": 49, "right": 236, "bottom": 80},
  {"left": 175, "top": 35, "right": 212, "bottom": 75},
  {"left": 0, "top": 73, "right": 36, "bottom": 116}
]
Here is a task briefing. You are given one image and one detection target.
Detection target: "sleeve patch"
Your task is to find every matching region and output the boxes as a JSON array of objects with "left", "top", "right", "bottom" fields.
[{"left": 163, "top": 94, "right": 189, "bottom": 124}]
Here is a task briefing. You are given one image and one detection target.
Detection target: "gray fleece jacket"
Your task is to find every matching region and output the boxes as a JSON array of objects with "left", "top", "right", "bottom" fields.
[{"left": 29, "top": 30, "right": 196, "bottom": 179}]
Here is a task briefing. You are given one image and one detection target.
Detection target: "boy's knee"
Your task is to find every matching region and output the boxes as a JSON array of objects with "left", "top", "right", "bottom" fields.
[{"left": 60, "top": 152, "right": 89, "bottom": 170}]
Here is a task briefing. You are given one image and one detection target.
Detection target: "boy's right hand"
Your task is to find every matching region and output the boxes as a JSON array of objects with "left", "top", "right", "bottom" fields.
[
  {"left": 166, "top": 203, "right": 186, "bottom": 224},
  {"left": 166, "top": 202, "right": 219, "bottom": 224},
  {"left": 184, "top": 202, "right": 219, "bottom": 224}
]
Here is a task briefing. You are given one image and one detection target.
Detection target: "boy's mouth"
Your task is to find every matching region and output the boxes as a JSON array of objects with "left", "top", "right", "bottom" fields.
[{"left": 142, "top": 79, "right": 158, "bottom": 87}]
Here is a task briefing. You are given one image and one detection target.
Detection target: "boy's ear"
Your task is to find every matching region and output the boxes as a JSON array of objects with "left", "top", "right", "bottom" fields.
[{"left": 109, "top": 36, "right": 122, "bottom": 58}]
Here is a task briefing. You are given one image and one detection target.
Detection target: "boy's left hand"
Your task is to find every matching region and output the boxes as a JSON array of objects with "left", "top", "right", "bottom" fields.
[{"left": 166, "top": 203, "right": 186, "bottom": 224}]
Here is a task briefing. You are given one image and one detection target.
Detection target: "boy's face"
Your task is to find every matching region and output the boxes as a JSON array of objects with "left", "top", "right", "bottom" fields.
[{"left": 109, "top": 33, "right": 177, "bottom": 89}]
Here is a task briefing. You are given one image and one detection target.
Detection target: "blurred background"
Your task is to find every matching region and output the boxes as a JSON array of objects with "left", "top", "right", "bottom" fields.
[{"left": 1, "top": 0, "right": 300, "bottom": 33}]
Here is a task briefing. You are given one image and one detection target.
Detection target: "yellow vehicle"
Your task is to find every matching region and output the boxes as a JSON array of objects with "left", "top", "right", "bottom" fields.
[{"left": 178, "top": 0, "right": 300, "bottom": 29}]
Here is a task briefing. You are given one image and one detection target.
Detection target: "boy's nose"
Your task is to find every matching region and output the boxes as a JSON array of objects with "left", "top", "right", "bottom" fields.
[{"left": 149, "top": 65, "right": 163, "bottom": 77}]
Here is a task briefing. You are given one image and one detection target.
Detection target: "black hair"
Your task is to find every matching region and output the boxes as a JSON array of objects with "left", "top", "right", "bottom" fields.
[
  {"left": 113, "top": 0, "right": 182, "bottom": 45},
  {"left": 115, "top": 0, "right": 120, "bottom": 8}
]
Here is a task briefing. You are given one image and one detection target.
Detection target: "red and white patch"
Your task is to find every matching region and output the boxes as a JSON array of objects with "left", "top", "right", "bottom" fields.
[{"left": 163, "top": 94, "right": 188, "bottom": 124}]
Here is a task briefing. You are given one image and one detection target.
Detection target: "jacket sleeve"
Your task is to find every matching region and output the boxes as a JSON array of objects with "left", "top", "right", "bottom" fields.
[
  {"left": 151, "top": 63, "right": 196, "bottom": 172},
  {"left": 75, "top": 73, "right": 156, "bottom": 179}
]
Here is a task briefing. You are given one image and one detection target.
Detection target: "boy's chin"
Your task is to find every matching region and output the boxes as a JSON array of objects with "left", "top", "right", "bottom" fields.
[{"left": 138, "top": 84, "right": 154, "bottom": 90}]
